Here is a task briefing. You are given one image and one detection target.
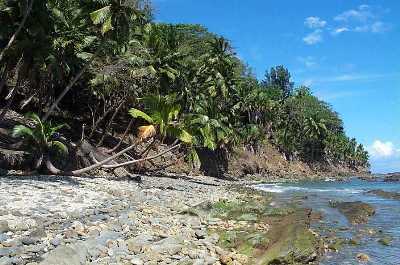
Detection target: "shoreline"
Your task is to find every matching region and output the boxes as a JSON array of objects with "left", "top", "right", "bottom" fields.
[{"left": 0, "top": 173, "right": 327, "bottom": 265}]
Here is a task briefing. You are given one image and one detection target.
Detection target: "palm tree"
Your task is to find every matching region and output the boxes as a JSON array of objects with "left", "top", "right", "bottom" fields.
[
  {"left": 129, "top": 94, "right": 192, "bottom": 144},
  {"left": 12, "top": 112, "right": 68, "bottom": 169}
]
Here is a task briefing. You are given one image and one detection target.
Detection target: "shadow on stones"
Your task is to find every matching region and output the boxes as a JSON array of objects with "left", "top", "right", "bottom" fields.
[{"left": 0, "top": 174, "right": 81, "bottom": 186}]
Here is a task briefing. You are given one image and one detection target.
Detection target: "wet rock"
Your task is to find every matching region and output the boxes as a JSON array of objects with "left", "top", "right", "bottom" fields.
[
  {"left": 258, "top": 210, "right": 322, "bottom": 264},
  {"left": 367, "top": 189, "right": 400, "bottom": 200},
  {"left": 328, "top": 238, "right": 345, "bottom": 252},
  {"left": 348, "top": 238, "right": 360, "bottom": 245},
  {"left": 335, "top": 201, "right": 375, "bottom": 224},
  {"left": 356, "top": 253, "right": 370, "bottom": 262},
  {"left": 378, "top": 236, "right": 392, "bottom": 246},
  {"left": 383, "top": 173, "right": 400, "bottom": 182}
]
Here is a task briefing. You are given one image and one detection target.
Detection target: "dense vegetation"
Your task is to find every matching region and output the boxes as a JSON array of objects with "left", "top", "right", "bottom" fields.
[{"left": 0, "top": 0, "right": 369, "bottom": 175}]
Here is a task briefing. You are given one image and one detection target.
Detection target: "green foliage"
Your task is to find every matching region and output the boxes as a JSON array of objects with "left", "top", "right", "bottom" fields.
[
  {"left": 129, "top": 94, "right": 192, "bottom": 144},
  {"left": 1, "top": 0, "right": 369, "bottom": 170},
  {"left": 12, "top": 112, "right": 69, "bottom": 156}
]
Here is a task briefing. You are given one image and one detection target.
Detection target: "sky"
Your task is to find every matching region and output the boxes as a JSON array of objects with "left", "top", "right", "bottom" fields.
[{"left": 153, "top": 0, "right": 400, "bottom": 173}]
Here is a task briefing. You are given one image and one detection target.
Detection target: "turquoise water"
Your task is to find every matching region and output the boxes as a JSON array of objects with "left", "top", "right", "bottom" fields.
[{"left": 257, "top": 178, "right": 400, "bottom": 265}]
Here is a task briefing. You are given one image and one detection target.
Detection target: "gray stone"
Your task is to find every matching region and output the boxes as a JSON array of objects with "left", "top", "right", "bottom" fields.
[
  {"left": 11, "top": 211, "right": 23, "bottom": 217},
  {"left": 126, "top": 234, "right": 155, "bottom": 254},
  {"left": 150, "top": 237, "right": 183, "bottom": 255},
  {"left": 204, "top": 256, "right": 218, "bottom": 265},
  {"left": 0, "top": 256, "right": 12, "bottom": 265},
  {"left": 29, "top": 227, "right": 47, "bottom": 238},
  {"left": 195, "top": 229, "right": 207, "bottom": 239},
  {"left": 21, "top": 237, "right": 40, "bottom": 245},
  {"left": 0, "top": 233, "right": 9, "bottom": 243},
  {"left": 0, "top": 221, "right": 9, "bottom": 233},
  {"left": 39, "top": 246, "right": 82, "bottom": 265},
  {"left": 0, "top": 247, "right": 15, "bottom": 257},
  {"left": 96, "top": 231, "right": 121, "bottom": 245},
  {"left": 24, "top": 244, "right": 44, "bottom": 253},
  {"left": 130, "top": 257, "right": 143, "bottom": 265},
  {"left": 0, "top": 210, "right": 8, "bottom": 216},
  {"left": 50, "top": 238, "right": 61, "bottom": 247},
  {"left": 193, "top": 259, "right": 205, "bottom": 265},
  {"left": 83, "top": 239, "right": 105, "bottom": 260}
]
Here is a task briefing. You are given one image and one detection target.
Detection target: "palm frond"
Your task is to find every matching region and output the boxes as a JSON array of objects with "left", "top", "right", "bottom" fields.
[
  {"left": 12, "top": 125, "right": 34, "bottom": 139},
  {"left": 50, "top": 140, "right": 69, "bottom": 155},
  {"left": 129, "top": 108, "right": 154, "bottom": 123},
  {"left": 137, "top": 125, "right": 156, "bottom": 141}
]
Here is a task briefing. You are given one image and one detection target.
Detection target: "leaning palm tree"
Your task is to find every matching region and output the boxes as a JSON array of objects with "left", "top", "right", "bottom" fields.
[
  {"left": 129, "top": 94, "right": 192, "bottom": 144},
  {"left": 12, "top": 112, "right": 68, "bottom": 169}
]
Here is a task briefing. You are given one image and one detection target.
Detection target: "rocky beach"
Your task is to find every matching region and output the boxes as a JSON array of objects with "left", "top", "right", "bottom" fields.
[{"left": 0, "top": 173, "right": 327, "bottom": 265}]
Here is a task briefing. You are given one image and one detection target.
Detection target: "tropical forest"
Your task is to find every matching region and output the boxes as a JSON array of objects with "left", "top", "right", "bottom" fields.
[{"left": 2, "top": 1, "right": 394, "bottom": 264}]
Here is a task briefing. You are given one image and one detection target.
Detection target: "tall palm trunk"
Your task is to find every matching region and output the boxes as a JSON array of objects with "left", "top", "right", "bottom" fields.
[
  {"left": 0, "top": 0, "right": 34, "bottom": 63},
  {"left": 96, "top": 99, "right": 126, "bottom": 147},
  {"left": 43, "top": 49, "right": 99, "bottom": 121},
  {"left": 0, "top": 54, "right": 24, "bottom": 120}
]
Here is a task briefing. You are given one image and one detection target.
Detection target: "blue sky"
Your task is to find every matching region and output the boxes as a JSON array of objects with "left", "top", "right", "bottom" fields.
[{"left": 153, "top": 0, "right": 400, "bottom": 173}]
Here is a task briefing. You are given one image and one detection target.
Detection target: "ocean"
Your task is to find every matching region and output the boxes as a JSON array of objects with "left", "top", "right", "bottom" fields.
[{"left": 257, "top": 178, "right": 400, "bottom": 265}]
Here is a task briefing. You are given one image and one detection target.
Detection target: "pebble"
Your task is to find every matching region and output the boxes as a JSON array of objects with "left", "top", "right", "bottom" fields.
[
  {"left": 0, "top": 222, "right": 9, "bottom": 233},
  {"left": 130, "top": 257, "right": 143, "bottom": 265}
]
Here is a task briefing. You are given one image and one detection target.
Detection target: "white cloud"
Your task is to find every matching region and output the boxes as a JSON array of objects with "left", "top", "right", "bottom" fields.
[
  {"left": 304, "top": 17, "right": 327, "bottom": 29},
  {"left": 303, "top": 30, "right": 323, "bottom": 45},
  {"left": 333, "top": 5, "right": 391, "bottom": 35},
  {"left": 369, "top": 140, "right": 399, "bottom": 158},
  {"left": 334, "top": 5, "right": 374, "bottom": 22},
  {"left": 354, "top": 25, "right": 370, "bottom": 32},
  {"left": 352, "top": 22, "right": 391, "bottom": 33},
  {"left": 371, "top": 21, "right": 390, "bottom": 33},
  {"left": 297, "top": 56, "right": 318, "bottom": 68},
  {"left": 331, "top": 27, "right": 350, "bottom": 35}
]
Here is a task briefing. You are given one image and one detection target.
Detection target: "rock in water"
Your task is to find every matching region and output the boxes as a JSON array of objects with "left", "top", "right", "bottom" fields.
[
  {"left": 335, "top": 201, "right": 375, "bottom": 224},
  {"left": 367, "top": 189, "right": 400, "bottom": 200},
  {"left": 356, "top": 253, "right": 370, "bottom": 262}
]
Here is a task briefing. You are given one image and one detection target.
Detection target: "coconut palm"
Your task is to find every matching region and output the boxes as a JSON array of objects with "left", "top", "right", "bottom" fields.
[{"left": 129, "top": 94, "right": 192, "bottom": 144}]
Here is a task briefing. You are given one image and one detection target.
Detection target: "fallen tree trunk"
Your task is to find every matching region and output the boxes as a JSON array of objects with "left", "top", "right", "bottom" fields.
[
  {"left": 45, "top": 142, "right": 181, "bottom": 175},
  {"left": 89, "top": 143, "right": 180, "bottom": 170}
]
